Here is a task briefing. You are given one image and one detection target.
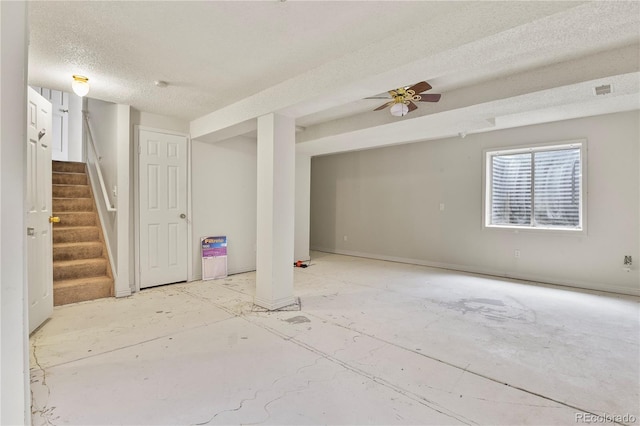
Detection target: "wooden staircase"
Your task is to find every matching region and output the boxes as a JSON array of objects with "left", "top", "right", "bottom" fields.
[{"left": 52, "top": 161, "right": 113, "bottom": 305}]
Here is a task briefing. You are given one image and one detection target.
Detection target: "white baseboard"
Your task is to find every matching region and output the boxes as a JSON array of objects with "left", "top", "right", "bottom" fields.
[
  {"left": 115, "top": 287, "right": 131, "bottom": 298},
  {"left": 253, "top": 295, "right": 297, "bottom": 311},
  {"left": 310, "top": 246, "right": 639, "bottom": 297}
]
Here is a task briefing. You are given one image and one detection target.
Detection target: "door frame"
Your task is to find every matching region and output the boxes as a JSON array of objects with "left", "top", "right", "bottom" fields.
[{"left": 133, "top": 125, "right": 192, "bottom": 292}]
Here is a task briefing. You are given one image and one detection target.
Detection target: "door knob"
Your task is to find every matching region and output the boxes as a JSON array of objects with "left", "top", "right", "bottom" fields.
[
  {"left": 49, "top": 216, "right": 60, "bottom": 223},
  {"left": 180, "top": 213, "right": 186, "bottom": 219}
]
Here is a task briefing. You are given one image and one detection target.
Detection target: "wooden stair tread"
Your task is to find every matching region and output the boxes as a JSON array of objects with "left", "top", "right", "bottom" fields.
[
  {"left": 51, "top": 212, "right": 97, "bottom": 227},
  {"left": 52, "top": 161, "right": 86, "bottom": 174},
  {"left": 52, "top": 196, "right": 92, "bottom": 199},
  {"left": 52, "top": 174, "right": 87, "bottom": 184},
  {"left": 52, "top": 186, "right": 90, "bottom": 189},
  {"left": 53, "top": 241, "right": 102, "bottom": 248},
  {"left": 53, "top": 225, "right": 99, "bottom": 231},
  {"left": 52, "top": 183, "right": 89, "bottom": 186},
  {"left": 53, "top": 258, "right": 106, "bottom": 267},
  {"left": 53, "top": 197, "right": 94, "bottom": 211},
  {"left": 53, "top": 241, "right": 103, "bottom": 262},
  {"left": 55, "top": 211, "right": 95, "bottom": 215},
  {"left": 53, "top": 258, "right": 108, "bottom": 281},
  {"left": 52, "top": 171, "right": 86, "bottom": 175},
  {"left": 54, "top": 276, "right": 113, "bottom": 304},
  {"left": 54, "top": 276, "right": 112, "bottom": 289},
  {"left": 53, "top": 226, "right": 100, "bottom": 243}
]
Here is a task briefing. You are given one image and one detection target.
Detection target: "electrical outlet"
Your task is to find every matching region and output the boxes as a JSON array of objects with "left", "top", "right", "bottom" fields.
[
  {"left": 343, "top": 235, "right": 348, "bottom": 242},
  {"left": 514, "top": 249, "right": 521, "bottom": 258},
  {"left": 624, "top": 255, "right": 632, "bottom": 266},
  {"left": 439, "top": 203, "right": 445, "bottom": 211}
]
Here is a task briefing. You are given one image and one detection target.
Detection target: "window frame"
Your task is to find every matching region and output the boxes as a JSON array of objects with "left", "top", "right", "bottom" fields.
[{"left": 482, "top": 139, "right": 587, "bottom": 234}]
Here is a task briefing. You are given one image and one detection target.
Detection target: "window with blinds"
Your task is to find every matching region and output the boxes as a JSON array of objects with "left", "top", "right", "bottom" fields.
[{"left": 485, "top": 142, "right": 584, "bottom": 231}]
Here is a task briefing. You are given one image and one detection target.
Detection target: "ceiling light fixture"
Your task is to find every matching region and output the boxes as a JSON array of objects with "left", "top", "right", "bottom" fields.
[
  {"left": 72, "top": 75, "right": 90, "bottom": 97},
  {"left": 390, "top": 102, "right": 409, "bottom": 117}
]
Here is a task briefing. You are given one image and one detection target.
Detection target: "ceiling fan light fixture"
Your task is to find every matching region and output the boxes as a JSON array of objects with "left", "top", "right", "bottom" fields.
[
  {"left": 72, "top": 75, "right": 90, "bottom": 97},
  {"left": 372, "top": 81, "right": 440, "bottom": 116},
  {"left": 390, "top": 102, "right": 409, "bottom": 117}
]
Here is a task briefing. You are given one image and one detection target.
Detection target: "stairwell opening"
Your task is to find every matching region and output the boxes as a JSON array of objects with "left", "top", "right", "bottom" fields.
[{"left": 52, "top": 160, "right": 114, "bottom": 305}]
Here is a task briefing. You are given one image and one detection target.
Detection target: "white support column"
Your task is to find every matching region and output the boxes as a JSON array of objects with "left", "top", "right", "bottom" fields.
[
  {"left": 294, "top": 154, "right": 311, "bottom": 262},
  {"left": 255, "top": 113, "right": 296, "bottom": 310}
]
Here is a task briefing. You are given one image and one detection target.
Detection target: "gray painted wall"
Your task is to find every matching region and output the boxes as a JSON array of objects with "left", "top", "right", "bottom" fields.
[
  {"left": 86, "top": 98, "right": 119, "bottom": 263},
  {"left": 295, "top": 154, "right": 311, "bottom": 262},
  {"left": 191, "top": 136, "right": 257, "bottom": 277},
  {"left": 85, "top": 99, "right": 131, "bottom": 295},
  {"left": 131, "top": 109, "right": 190, "bottom": 134},
  {"left": 310, "top": 111, "right": 639, "bottom": 295},
  {"left": 67, "top": 92, "right": 83, "bottom": 162}
]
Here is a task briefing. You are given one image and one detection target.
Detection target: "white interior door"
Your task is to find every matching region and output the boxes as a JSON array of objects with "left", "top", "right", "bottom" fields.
[
  {"left": 138, "top": 129, "right": 188, "bottom": 288},
  {"left": 39, "top": 88, "right": 68, "bottom": 161},
  {"left": 27, "top": 87, "right": 54, "bottom": 333}
]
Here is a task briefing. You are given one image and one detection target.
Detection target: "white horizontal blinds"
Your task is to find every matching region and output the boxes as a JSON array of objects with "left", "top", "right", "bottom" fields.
[
  {"left": 491, "top": 153, "right": 532, "bottom": 226},
  {"left": 533, "top": 148, "right": 581, "bottom": 228},
  {"left": 488, "top": 143, "right": 582, "bottom": 229}
]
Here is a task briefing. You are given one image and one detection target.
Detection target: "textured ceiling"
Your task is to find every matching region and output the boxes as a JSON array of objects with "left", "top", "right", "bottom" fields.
[
  {"left": 28, "top": 1, "right": 640, "bottom": 154},
  {"left": 28, "top": 1, "right": 462, "bottom": 120}
]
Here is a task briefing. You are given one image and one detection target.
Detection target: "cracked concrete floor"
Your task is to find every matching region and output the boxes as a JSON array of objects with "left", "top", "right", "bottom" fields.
[{"left": 30, "top": 252, "right": 639, "bottom": 425}]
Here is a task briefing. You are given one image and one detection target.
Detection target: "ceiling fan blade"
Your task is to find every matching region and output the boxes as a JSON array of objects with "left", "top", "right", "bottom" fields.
[
  {"left": 407, "top": 101, "right": 418, "bottom": 112},
  {"left": 365, "top": 96, "right": 392, "bottom": 100},
  {"left": 407, "top": 81, "right": 432, "bottom": 94},
  {"left": 374, "top": 101, "right": 394, "bottom": 111},
  {"left": 417, "top": 93, "right": 442, "bottom": 102}
]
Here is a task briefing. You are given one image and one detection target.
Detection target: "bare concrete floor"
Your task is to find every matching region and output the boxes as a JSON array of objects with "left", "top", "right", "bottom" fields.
[{"left": 31, "top": 252, "right": 639, "bottom": 425}]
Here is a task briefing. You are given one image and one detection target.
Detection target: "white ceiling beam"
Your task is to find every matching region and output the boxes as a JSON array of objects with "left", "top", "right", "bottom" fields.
[
  {"left": 295, "top": 72, "right": 640, "bottom": 157},
  {"left": 297, "top": 44, "right": 640, "bottom": 144},
  {"left": 192, "top": 119, "right": 257, "bottom": 144}
]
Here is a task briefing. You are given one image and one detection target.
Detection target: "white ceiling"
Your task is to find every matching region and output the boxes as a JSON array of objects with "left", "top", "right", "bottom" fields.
[
  {"left": 28, "top": 1, "right": 462, "bottom": 120},
  {"left": 28, "top": 1, "right": 640, "bottom": 156}
]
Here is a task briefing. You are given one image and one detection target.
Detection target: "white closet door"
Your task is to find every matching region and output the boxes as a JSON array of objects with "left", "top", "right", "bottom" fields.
[{"left": 138, "top": 129, "right": 188, "bottom": 288}]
